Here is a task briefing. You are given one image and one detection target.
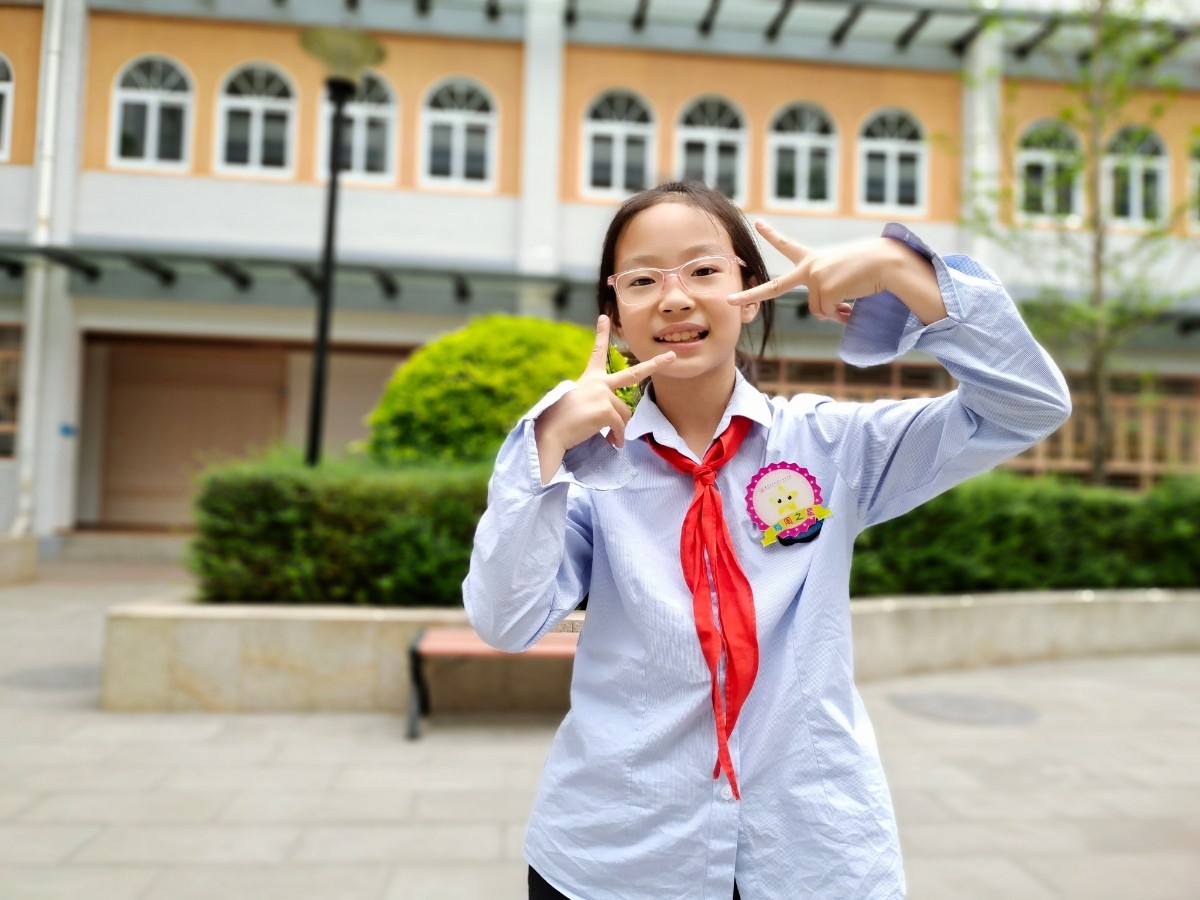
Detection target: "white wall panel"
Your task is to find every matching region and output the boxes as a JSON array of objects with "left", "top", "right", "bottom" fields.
[
  {"left": 0, "top": 167, "right": 32, "bottom": 239},
  {"left": 74, "top": 172, "right": 521, "bottom": 266}
]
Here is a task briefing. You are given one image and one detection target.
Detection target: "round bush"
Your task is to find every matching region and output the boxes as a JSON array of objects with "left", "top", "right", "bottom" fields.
[{"left": 365, "top": 314, "right": 632, "bottom": 464}]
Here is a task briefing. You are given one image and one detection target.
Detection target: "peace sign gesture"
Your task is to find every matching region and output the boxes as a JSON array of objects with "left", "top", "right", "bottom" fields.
[
  {"left": 726, "top": 221, "right": 945, "bottom": 326},
  {"left": 534, "top": 315, "right": 676, "bottom": 484}
]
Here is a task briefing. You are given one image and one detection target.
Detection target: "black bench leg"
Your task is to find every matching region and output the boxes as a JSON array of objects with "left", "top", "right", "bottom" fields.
[{"left": 406, "top": 628, "right": 429, "bottom": 740}]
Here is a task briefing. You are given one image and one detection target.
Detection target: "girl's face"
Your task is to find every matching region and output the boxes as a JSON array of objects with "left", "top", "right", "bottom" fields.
[{"left": 612, "top": 201, "right": 759, "bottom": 385}]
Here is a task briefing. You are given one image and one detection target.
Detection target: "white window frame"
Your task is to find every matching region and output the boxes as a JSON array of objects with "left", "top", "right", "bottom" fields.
[
  {"left": 766, "top": 102, "right": 838, "bottom": 212},
  {"left": 0, "top": 55, "right": 14, "bottom": 163},
  {"left": 675, "top": 96, "right": 748, "bottom": 204},
  {"left": 1015, "top": 120, "right": 1083, "bottom": 226},
  {"left": 581, "top": 89, "right": 656, "bottom": 201},
  {"left": 214, "top": 63, "right": 297, "bottom": 179},
  {"left": 856, "top": 108, "right": 927, "bottom": 217},
  {"left": 108, "top": 55, "right": 193, "bottom": 173},
  {"left": 315, "top": 72, "right": 398, "bottom": 186},
  {"left": 418, "top": 78, "right": 498, "bottom": 192},
  {"left": 1101, "top": 126, "right": 1169, "bottom": 230},
  {"left": 1188, "top": 143, "right": 1200, "bottom": 234}
]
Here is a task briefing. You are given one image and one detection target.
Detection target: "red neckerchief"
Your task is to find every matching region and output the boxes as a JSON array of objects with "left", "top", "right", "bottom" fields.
[{"left": 646, "top": 415, "right": 757, "bottom": 800}]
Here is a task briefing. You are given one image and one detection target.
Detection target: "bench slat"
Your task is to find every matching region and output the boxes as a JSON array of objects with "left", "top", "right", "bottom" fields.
[{"left": 417, "top": 628, "right": 578, "bottom": 658}]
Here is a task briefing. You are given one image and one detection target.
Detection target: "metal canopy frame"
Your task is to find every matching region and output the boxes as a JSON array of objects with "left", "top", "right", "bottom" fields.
[
  {"left": 0, "top": 242, "right": 1194, "bottom": 336},
  {"left": 0, "top": 243, "right": 551, "bottom": 306},
  {"left": 558, "top": 0, "right": 1198, "bottom": 63}
]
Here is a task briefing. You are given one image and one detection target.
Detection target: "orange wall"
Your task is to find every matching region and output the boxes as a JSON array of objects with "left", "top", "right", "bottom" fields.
[
  {"left": 1002, "top": 78, "right": 1200, "bottom": 234},
  {"left": 84, "top": 13, "right": 525, "bottom": 194},
  {"left": 561, "top": 45, "right": 963, "bottom": 221},
  {"left": 0, "top": 5, "right": 44, "bottom": 166}
]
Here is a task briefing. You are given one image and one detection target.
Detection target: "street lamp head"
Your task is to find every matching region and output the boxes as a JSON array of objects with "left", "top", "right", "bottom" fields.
[{"left": 300, "top": 27, "right": 386, "bottom": 87}]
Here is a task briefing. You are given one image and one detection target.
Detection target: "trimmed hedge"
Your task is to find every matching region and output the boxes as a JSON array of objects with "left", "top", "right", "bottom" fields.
[
  {"left": 850, "top": 471, "right": 1200, "bottom": 596},
  {"left": 190, "top": 453, "right": 1199, "bottom": 606},
  {"left": 189, "top": 446, "right": 490, "bottom": 606}
]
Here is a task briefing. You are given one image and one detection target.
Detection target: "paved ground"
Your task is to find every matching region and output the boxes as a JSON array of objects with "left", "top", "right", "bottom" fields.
[{"left": 0, "top": 561, "right": 1197, "bottom": 899}]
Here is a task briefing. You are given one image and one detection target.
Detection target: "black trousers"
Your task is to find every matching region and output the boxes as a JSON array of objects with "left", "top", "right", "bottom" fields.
[{"left": 529, "top": 866, "right": 742, "bottom": 899}]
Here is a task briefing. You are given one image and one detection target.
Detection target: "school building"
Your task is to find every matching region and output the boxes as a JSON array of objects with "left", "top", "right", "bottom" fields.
[{"left": 0, "top": 0, "right": 1198, "bottom": 548}]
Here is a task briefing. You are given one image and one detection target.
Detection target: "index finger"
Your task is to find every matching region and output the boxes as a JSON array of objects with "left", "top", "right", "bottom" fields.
[
  {"left": 604, "top": 350, "right": 675, "bottom": 389},
  {"left": 754, "top": 220, "right": 812, "bottom": 265},
  {"left": 584, "top": 315, "right": 612, "bottom": 375},
  {"left": 727, "top": 268, "right": 809, "bottom": 307}
]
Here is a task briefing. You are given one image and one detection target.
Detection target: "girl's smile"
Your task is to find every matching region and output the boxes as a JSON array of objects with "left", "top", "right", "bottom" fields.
[{"left": 654, "top": 324, "right": 709, "bottom": 346}]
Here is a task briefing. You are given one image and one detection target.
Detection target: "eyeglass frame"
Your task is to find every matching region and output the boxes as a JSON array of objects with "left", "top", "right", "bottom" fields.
[{"left": 606, "top": 254, "right": 747, "bottom": 306}]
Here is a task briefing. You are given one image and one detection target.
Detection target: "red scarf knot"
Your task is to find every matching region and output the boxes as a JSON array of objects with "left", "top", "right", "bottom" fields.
[{"left": 646, "top": 415, "right": 758, "bottom": 801}]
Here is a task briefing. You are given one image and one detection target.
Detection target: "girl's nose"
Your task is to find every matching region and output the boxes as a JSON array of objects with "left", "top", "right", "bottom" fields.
[{"left": 658, "top": 272, "right": 694, "bottom": 313}]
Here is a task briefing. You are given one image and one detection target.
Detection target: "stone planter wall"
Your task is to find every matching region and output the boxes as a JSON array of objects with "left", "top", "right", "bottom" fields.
[
  {"left": 102, "top": 588, "right": 583, "bottom": 713},
  {"left": 102, "top": 588, "right": 1200, "bottom": 713},
  {"left": 0, "top": 535, "right": 37, "bottom": 586}
]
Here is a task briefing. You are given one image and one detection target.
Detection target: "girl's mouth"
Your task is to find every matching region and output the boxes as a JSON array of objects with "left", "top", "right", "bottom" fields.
[{"left": 654, "top": 330, "right": 708, "bottom": 344}]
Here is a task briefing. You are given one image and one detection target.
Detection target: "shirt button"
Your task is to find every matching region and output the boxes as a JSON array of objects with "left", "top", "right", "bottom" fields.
[{"left": 721, "top": 785, "right": 734, "bottom": 800}]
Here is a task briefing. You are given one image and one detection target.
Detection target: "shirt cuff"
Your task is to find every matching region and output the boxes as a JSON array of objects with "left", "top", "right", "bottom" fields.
[
  {"left": 839, "top": 222, "right": 966, "bottom": 368},
  {"left": 520, "top": 381, "right": 638, "bottom": 493}
]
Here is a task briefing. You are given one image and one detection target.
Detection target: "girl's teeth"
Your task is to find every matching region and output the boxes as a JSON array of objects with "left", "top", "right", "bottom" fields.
[{"left": 660, "top": 331, "right": 700, "bottom": 343}]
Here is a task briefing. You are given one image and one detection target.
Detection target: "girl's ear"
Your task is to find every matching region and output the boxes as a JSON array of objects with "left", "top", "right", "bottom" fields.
[{"left": 739, "top": 276, "right": 760, "bottom": 324}]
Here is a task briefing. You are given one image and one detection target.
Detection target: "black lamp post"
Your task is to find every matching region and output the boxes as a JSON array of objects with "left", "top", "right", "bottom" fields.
[{"left": 300, "top": 27, "right": 385, "bottom": 467}]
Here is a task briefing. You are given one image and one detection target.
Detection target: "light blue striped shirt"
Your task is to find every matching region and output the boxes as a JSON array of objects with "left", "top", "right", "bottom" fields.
[{"left": 463, "top": 225, "right": 1071, "bottom": 900}]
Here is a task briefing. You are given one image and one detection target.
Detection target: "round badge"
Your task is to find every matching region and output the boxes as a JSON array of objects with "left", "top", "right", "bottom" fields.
[{"left": 744, "top": 462, "right": 830, "bottom": 547}]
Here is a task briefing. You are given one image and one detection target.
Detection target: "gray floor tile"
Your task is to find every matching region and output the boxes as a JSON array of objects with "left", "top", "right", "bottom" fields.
[
  {"left": 0, "top": 794, "right": 38, "bottom": 820},
  {"left": 1022, "top": 853, "right": 1200, "bottom": 900},
  {"left": 383, "top": 862, "right": 527, "bottom": 900},
  {"left": 70, "top": 825, "right": 300, "bottom": 864},
  {"left": 0, "top": 826, "right": 100, "bottom": 864},
  {"left": 903, "top": 857, "right": 1060, "bottom": 900},
  {"left": 218, "top": 791, "right": 417, "bottom": 823},
  {"left": 19, "top": 792, "right": 231, "bottom": 825},
  {"left": 141, "top": 864, "right": 392, "bottom": 900},
  {"left": 0, "top": 865, "right": 160, "bottom": 900},
  {"left": 156, "top": 765, "right": 341, "bottom": 792},
  {"left": 289, "top": 824, "right": 503, "bottom": 863}
]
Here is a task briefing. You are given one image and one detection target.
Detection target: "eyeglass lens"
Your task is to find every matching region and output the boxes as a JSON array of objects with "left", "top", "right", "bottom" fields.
[{"left": 615, "top": 256, "right": 736, "bottom": 304}]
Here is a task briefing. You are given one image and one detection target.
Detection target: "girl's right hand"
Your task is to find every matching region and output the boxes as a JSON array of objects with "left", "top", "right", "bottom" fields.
[{"left": 534, "top": 315, "right": 675, "bottom": 482}]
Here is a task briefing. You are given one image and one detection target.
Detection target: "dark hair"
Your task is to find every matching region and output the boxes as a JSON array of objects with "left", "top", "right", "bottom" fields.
[{"left": 595, "top": 181, "right": 775, "bottom": 384}]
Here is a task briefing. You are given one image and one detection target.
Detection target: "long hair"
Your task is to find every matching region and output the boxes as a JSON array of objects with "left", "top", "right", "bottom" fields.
[{"left": 595, "top": 181, "right": 775, "bottom": 384}]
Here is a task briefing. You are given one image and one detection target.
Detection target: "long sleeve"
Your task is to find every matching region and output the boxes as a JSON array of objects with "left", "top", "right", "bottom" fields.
[
  {"left": 803, "top": 223, "right": 1072, "bottom": 530},
  {"left": 462, "top": 382, "right": 637, "bottom": 652}
]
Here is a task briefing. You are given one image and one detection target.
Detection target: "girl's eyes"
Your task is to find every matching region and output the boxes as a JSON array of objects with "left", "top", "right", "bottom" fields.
[
  {"left": 690, "top": 266, "right": 719, "bottom": 278},
  {"left": 628, "top": 275, "right": 658, "bottom": 288}
]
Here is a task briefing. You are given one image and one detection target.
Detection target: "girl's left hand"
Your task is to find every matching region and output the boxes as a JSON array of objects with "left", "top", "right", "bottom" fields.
[{"left": 726, "top": 221, "right": 902, "bottom": 324}]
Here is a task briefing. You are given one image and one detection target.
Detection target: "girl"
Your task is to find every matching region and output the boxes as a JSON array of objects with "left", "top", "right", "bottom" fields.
[{"left": 463, "top": 182, "right": 1070, "bottom": 900}]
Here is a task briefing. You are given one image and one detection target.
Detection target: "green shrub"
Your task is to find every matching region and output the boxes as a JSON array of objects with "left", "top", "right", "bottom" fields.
[
  {"left": 188, "top": 444, "right": 490, "bottom": 606},
  {"left": 850, "top": 470, "right": 1200, "bottom": 596},
  {"left": 364, "top": 314, "right": 633, "bottom": 465},
  {"left": 190, "top": 446, "right": 1198, "bottom": 606}
]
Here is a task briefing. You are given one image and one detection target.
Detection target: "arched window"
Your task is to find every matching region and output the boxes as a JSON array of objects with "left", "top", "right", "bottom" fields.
[
  {"left": 768, "top": 102, "right": 837, "bottom": 209},
  {"left": 216, "top": 64, "right": 296, "bottom": 176},
  {"left": 111, "top": 56, "right": 192, "bottom": 169},
  {"left": 1016, "top": 121, "right": 1081, "bottom": 221},
  {"left": 677, "top": 97, "right": 746, "bottom": 201},
  {"left": 1191, "top": 139, "right": 1200, "bottom": 230},
  {"left": 0, "top": 56, "right": 12, "bottom": 162},
  {"left": 583, "top": 90, "right": 654, "bottom": 198},
  {"left": 318, "top": 73, "right": 397, "bottom": 182},
  {"left": 421, "top": 79, "right": 496, "bottom": 189},
  {"left": 1104, "top": 126, "right": 1168, "bottom": 226},
  {"left": 858, "top": 109, "right": 926, "bottom": 212}
]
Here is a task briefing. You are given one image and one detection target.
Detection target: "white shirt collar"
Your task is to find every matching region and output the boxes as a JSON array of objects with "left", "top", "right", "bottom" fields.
[{"left": 624, "top": 369, "right": 773, "bottom": 462}]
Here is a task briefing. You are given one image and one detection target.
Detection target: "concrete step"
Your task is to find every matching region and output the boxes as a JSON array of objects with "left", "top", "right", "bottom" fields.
[{"left": 56, "top": 531, "right": 193, "bottom": 564}]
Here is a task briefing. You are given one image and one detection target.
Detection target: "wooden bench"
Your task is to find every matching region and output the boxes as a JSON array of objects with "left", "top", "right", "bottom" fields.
[{"left": 406, "top": 627, "right": 580, "bottom": 739}]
